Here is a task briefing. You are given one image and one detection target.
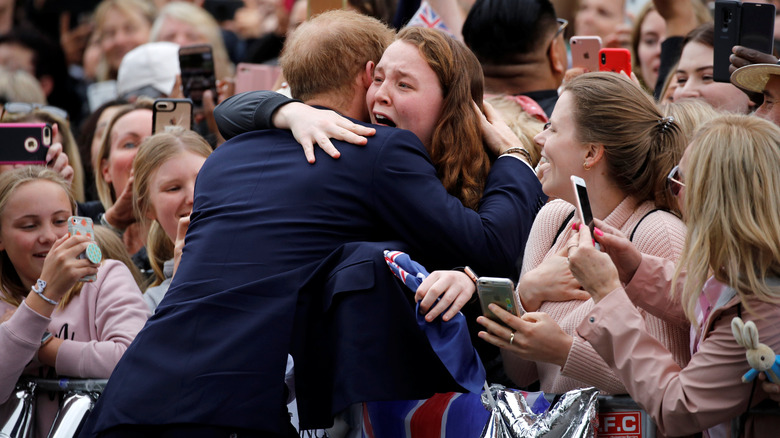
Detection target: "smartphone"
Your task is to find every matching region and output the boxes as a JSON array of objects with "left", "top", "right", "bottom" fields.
[
  {"left": 477, "top": 277, "right": 518, "bottom": 325},
  {"left": 713, "top": 0, "right": 775, "bottom": 83},
  {"left": 598, "top": 48, "right": 632, "bottom": 75},
  {"left": 571, "top": 175, "right": 600, "bottom": 250},
  {"left": 570, "top": 36, "right": 602, "bottom": 73},
  {"left": 234, "top": 63, "right": 283, "bottom": 94},
  {"left": 179, "top": 44, "right": 217, "bottom": 110},
  {"left": 0, "top": 123, "right": 52, "bottom": 165},
  {"left": 68, "top": 216, "right": 102, "bottom": 282},
  {"left": 153, "top": 98, "right": 193, "bottom": 134}
]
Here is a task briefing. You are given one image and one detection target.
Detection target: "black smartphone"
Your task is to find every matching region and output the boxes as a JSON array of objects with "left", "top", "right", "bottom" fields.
[
  {"left": 713, "top": 0, "right": 775, "bottom": 82},
  {"left": 179, "top": 44, "right": 217, "bottom": 110},
  {"left": 153, "top": 98, "right": 193, "bottom": 134},
  {"left": 0, "top": 123, "right": 52, "bottom": 164}
]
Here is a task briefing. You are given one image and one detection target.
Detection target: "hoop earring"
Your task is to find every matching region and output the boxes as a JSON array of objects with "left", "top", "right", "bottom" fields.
[{"left": 583, "top": 161, "right": 592, "bottom": 171}]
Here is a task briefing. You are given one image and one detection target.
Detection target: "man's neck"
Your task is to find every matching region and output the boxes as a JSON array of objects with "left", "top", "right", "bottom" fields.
[
  {"left": 306, "top": 89, "right": 369, "bottom": 122},
  {"left": 482, "top": 63, "right": 560, "bottom": 96}
]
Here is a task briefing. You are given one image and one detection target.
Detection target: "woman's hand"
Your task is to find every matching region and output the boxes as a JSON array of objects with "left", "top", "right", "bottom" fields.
[
  {"left": 415, "top": 271, "right": 476, "bottom": 322},
  {"left": 103, "top": 175, "right": 136, "bottom": 231},
  {"left": 477, "top": 304, "right": 572, "bottom": 367},
  {"left": 173, "top": 215, "right": 190, "bottom": 277},
  {"left": 475, "top": 101, "right": 528, "bottom": 160},
  {"left": 759, "top": 373, "right": 780, "bottom": 404},
  {"left": 566, "top": 223, "right": 621, "bottom": 303},
  {"left": 590, "top": 219, "right": 642, "bottom": 285},
  {"left": 517, "top": 254, "right": 589, "bottom": 312},
  {"left": 271, "top": 103, "right": 376, "bottom": 163},
  {"left": 40, "top": 124, "right": 74, "bottom": 185},
  {"left": 38, "top": 234, "right": 100, "bottom": 301}
]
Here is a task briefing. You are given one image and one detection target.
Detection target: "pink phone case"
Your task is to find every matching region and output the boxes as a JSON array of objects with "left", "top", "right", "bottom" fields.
[
  {"left": 234, "top": 63, "right": 283, "bottom": 94},
  {"left": 570, "top": 36, "right": 602, "bottom": 73}
]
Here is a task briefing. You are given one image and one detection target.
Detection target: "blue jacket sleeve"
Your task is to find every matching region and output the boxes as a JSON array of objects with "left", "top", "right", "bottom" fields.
[
  {"left": 213, "top": 91, "right": 301, "bottom": 140},
  {"left": 370, "top": 129, "right": 546, "bottom": 278}
]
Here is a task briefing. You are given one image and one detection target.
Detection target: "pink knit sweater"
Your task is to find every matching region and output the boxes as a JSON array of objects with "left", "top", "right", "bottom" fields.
[
  {"left": 0, "top": 260, "right": 148, "bottom": 437},
  {"left": 506, "top": 197, "right": 690, "bottom": 394}
]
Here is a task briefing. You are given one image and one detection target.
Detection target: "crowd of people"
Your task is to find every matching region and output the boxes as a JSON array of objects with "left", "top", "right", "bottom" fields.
[{"left": 0, "top": 0, "right": 779, "bottom": 437}]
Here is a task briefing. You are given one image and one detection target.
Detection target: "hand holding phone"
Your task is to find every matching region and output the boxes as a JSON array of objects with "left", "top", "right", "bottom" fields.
[
  {"left": 179, "top": 44, "right": 217, "bottom": 110},
  {"left": 153, "top": 98, "right": 193, "bottom": 134},
  {"left": 571, "top": 36, "right": 602, "bottom": 73},
  {"left": 0, "top": 123, "right": 52, "bottom": 164},
  {"left": 571, "top": 175, "right": 601, "bottom": 250},
  {"left": 713, "top": 0, "right": 775, "bottom": 82},
  {"left": 68, "top": 216, "right": 102, "bottom": 282},
  {"left": 598, "top": 48, "right": 632, "bottom": 75},
  {"left": 477, "top": 277, "right": 518, "bottom": 326}
]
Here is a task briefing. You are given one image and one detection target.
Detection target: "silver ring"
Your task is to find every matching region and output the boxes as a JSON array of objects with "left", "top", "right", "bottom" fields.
[{"left": 509, "top": 331, "right": 515, "bottom": 345}]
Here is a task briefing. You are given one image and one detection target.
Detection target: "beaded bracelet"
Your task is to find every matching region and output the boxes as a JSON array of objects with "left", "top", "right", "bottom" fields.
[{"left": 502, "top": 147, "right": 532, "bottom": 164}]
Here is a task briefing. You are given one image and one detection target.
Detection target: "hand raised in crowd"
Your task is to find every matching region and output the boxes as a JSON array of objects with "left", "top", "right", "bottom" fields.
[
  {"left": 173, "top": 215, "right": 190, "bottom": 277},
  {"left": 38, "top": 234, "right": 100, "bottom": 303},
  {"left": 588, "top": 219, "right": 642, "bottom": 285},
  {"left": 415, "top": 271, "right": 476, "bottom": 322},
  {"left": 103, "top": 174, "right": 137, "bottom": 232},
  {"left": 477, "top": 305, "right": 573, "bottom": 367},
  {"left": 42, "top": 124, "right": 74, "bottom": 185},
  {"left": 271, "top": 103, "right": 376, "bottom": 163},
  {"left": 475, "top": 100, "right": 530, "bottom": 162},
  {"left": 516, "top": 251, "right": 589, "bottom": 312},
  {"left": 730, "top": 46, "right": 779, "bottom": 75},
  {"left": 653, "top": 0, "right": 697, "bottom": 37},
  {"left": 59, "top": 11, "right": 93, "bottom": 67},
  {"left": 566, "top": 223, "right": 621, "bottom": 303}
]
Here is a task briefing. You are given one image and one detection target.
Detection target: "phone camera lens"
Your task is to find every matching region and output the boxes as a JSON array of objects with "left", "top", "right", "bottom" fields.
[{"left": 601, "top": 53, "right": 606, "bottom": 63}]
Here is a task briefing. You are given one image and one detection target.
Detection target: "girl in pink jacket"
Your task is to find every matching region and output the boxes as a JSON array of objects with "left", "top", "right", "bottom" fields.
[{"left": 0, "top": 167, "right": 148, "bottom": 437}]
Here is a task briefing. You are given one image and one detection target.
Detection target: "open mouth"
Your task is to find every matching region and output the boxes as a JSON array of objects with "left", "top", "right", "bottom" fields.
[
  {"left": 33, "top": 252, "right": 48, "bottom": 259},
  {"left": 374, "top": 114, "right": 397, "bottom": 128}
]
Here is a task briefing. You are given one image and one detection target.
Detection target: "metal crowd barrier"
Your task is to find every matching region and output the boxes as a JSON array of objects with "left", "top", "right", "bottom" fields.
[{"left": 1, "top": 378, "right": 107, "bottom": 438}]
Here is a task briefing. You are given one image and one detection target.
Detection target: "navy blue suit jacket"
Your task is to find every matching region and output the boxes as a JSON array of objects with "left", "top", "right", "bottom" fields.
[{"left": 81, "top": 118, "right": 545, "bottom": 435}]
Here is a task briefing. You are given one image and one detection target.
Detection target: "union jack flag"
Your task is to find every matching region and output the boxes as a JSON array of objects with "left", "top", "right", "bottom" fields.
[{"left": 406, "top": 1, "right": 451, "bottom": 34}]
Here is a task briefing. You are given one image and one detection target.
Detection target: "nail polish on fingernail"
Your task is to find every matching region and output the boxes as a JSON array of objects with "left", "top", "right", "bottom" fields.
[
  {"left": 572, "top": 222, "right": 577, "bottom": 230},
  {"left": 594, "top": 227, "right": 604, "bottom": 237}
]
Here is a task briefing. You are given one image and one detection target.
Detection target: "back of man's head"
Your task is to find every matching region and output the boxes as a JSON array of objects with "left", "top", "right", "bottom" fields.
[
  {"left": 280, "top": 10, "right": 394, "bottom": 103},
  {"left": 462, "top": 0, "right": 558, "bottom": 66}
]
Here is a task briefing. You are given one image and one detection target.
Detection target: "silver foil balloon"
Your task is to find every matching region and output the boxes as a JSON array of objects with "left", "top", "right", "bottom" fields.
[
  {"left": 480, "top": 384, "right": 599, "bottom": 438},
  {"left": 0, "top": 381, "right": 36, "bottom": 438},
  {"left": 46, "top": 392, "right": 98, "bottom": 438}
]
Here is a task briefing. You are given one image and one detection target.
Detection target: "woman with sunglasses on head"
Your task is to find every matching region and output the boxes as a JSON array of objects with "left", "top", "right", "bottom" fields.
[
  {"left": 564, "top": 114, "right": 780, "bottom": 437},
  {"left": 473, "top": 72, "right": 690, "bottom": 396}
]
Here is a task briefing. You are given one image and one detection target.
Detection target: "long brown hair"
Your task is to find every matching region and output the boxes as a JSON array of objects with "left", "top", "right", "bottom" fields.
[
  {"left": 564, "top": 72, "right": 684, "bottom": 213},
  {"left": 398, "top": 27, "right": 490, "bottom": 210}
]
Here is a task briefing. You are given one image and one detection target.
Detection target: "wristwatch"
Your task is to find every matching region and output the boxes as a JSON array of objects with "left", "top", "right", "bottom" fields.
[{"left": 41, "top": 331, "right": 53, "bottom": 346}]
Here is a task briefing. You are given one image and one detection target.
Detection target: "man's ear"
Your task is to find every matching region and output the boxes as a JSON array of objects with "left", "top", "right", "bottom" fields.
[
  {"left": 362, "top": 61, "right": 375, "bottom": 89},
  {"left": 548, "top": 37, "right": 567, "bottom": 75}
]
